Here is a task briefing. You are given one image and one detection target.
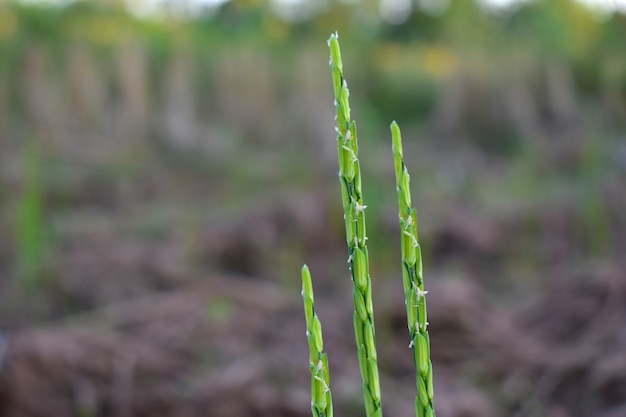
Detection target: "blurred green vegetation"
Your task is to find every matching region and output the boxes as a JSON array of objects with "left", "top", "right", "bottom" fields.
[
  {"left": 1, "top": 0, "right": 624, "bottom": 133},
  {"left": 16, "top": 140, "right": 47, "bottom": 292},
  {"left": 0, "top": 0, "right": 624, "bottom": 298},
  {"left": 0, "top": 3, "right": 625, "bottom": 416}
]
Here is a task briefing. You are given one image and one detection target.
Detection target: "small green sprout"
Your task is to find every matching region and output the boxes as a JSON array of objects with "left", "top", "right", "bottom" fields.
[{"left": 302, "top": 265, "right": 334, "bottom": 417}]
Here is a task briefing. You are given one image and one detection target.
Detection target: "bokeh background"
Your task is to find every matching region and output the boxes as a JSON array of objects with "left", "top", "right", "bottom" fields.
[{"left": 0, "top": 0, "right": 625, "bottom": 416}]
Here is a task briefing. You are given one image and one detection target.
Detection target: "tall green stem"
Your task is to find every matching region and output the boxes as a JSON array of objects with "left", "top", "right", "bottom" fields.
[
  {"left": 390, "top": 121, "right": 435, "bottom": 417},
  {"left": 328, "top": 33, "right": 383, "bottom": 417}
]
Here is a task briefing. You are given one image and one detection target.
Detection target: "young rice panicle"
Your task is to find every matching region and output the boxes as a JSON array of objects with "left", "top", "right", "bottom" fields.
[
  {"left": 328, "top": 32, "right": 383, "bottom": 417},
  {"left": 301, "top": 34, "right": 437, "bottom": 417},
  {"left": 302, "top": 265, "right": 334, "bottom": 417},
  {"left": 391, "top": 121, "right": 436, "bottom": 417}
]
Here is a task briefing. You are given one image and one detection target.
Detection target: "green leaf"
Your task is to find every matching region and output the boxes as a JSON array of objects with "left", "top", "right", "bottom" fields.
[
  {"left": 367, "top": 358, "right": 381, "bottom": 403},
  {"left": 364, "top": 321, "right": 377, "bottom": 360},
  {"left": 358, "top": 344, "right": 369, "bottom": 385},
  {"left": 415, "top": 333, "right": 429, "bottom": 376},
  {"left": 352, "top": 247, "right": 368, "bottom": 291},
  {"left": 416, "top": 374, "right": 429, "bottom": 408},
  {"left": 354, "top": 290, "right": 368, "bottom": 322}
]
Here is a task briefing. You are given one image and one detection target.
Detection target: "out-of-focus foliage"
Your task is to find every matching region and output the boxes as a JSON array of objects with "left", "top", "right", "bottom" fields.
[
  {"left": 16, "top": 140, "right": 47, "bottom": 292},
  {"left": 0, "top": 0, "right": 624, "bottom": 294},
  {"left": 0, "top": 0, "right": 623, "bottom": 290},
  {"left": 1, "top": 0, "right": 624, "bottom": 146},
  {"left": 1, "top": 2, "right": 625, "bottom": 417}
]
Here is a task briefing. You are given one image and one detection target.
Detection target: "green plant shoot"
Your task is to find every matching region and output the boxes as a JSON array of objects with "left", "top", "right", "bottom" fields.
[
  {"left": 328, "top": 32, "right": 383, "bottom": 417},
  {"left": 302, "top": 265, "right": 334, "bottom": 417},
  {"left": 390, "top": 121, "right": 435, "bottom": 417}
]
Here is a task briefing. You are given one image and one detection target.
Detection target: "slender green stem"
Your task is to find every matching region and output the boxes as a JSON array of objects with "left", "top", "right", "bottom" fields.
[
  {"left": 390, "top": 121, "right": 435, "bottom": 417},
  {"left": 328, "top": 33, "right": 383, "bottom": 417},
  {"left": 302, "top": 265, "right": 334, "bottom": 417},
  {"left": 17, "top": 140, "right": 46, "bottom": 292}
]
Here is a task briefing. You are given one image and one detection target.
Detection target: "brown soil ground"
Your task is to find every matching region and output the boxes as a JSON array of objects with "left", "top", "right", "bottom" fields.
[{"left": 1, "top": 191, "right": 624, "bottom": 417}]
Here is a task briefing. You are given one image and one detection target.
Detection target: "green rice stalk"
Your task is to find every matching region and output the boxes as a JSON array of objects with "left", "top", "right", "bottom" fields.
[
  {"left": 390, "top": 121, "right": 436, "bottom": 417},
  {"left": 302, "top": 265, "right": 334, "bottom": 417},
  {"left": 328, "top": 33, "right": 383, "bottom": 417}
]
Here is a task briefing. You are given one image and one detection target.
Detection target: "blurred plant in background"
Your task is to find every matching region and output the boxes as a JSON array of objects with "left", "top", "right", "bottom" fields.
[
  {"left": 0, "top": 0, "right": 621, "bottom": 284},
  {"left": 0, "top": 1, "right": 625, "bottom": 416},
  {"left": 16, "top": 140, "right": 47, "bottom": 292}
]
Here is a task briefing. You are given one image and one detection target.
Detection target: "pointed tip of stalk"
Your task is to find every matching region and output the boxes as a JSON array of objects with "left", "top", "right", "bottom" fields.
[
  {"left": 328, "top": 33, "right": 342, "bottom": 70},
  {"left": 302, "top": 264, "right": 311, "bottom": 283},
  {"left": 302, "top": 264, "right": 313, "bottom": 298},
  {"left": 391, "top": 121, "right": 402, "bottom": 155}
]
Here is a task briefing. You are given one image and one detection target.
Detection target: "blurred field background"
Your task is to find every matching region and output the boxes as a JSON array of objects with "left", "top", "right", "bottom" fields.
[{"left": 0, "top": 0, "right": 625, "bottom": 416}]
